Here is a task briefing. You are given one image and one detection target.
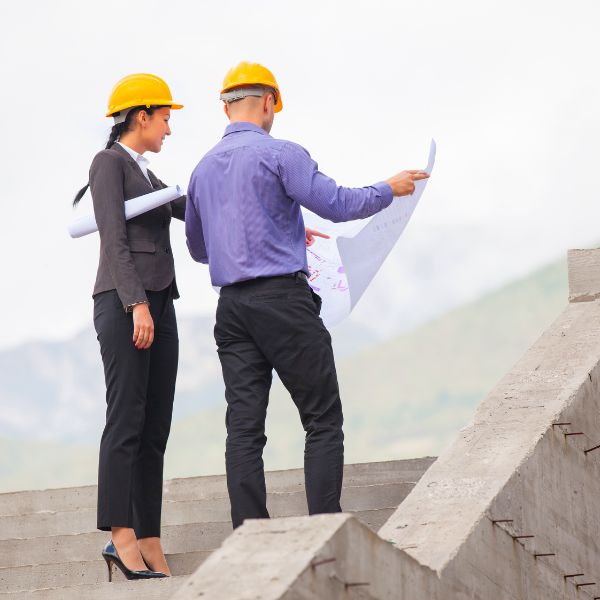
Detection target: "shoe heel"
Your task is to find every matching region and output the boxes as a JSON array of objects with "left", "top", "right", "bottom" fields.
[{"left": 104, "top": 556, "right": 113, "bottom": 582}]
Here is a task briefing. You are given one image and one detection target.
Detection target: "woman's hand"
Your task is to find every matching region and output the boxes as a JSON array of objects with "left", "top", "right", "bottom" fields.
[
  {"left": 306, "top": 228, "right": 330, "bottom": 247},
  {"left": 132, "top": 303, "right": 154, "bottom": 350}
]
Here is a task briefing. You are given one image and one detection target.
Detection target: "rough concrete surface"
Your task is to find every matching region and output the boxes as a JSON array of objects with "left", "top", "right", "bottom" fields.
[
  {"left": 568, "top": 248, "right": 600, "bottom": 302},
  {"left": 172, "top": 249, "right": 600, "bottom": 599}
]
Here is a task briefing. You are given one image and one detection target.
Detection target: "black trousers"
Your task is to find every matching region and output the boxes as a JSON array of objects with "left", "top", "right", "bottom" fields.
[
  {"left": 215, "top": 273, "right": 344, "bottom": 528},
  {"left": 93, "top": 284, "right": 178, "bottom": 538}
]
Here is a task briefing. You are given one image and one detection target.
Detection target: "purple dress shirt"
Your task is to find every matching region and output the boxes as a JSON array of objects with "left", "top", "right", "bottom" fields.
[{"left": 185, "top": 122, "right": 394, "bottom": 287}]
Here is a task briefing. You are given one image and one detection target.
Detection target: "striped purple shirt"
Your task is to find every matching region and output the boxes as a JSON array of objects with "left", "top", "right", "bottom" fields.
[{"left": 185, "top": 122, "right": 393, "bottom": 287}]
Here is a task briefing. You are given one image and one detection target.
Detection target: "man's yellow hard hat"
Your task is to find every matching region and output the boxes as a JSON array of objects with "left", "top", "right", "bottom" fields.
[
  {"left": 221, "top": 62, "right": 283, "bottom": 113},
  {"left": 106, "top": 73, "right": 183, "bottom": 118}
]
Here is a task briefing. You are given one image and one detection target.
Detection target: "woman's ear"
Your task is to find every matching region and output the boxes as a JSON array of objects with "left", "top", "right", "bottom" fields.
[{"left": 136, "top": 110, "right": 149, "bottom": 129}]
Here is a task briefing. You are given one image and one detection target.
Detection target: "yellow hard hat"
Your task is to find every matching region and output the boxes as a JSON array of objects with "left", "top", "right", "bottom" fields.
[
  {"left": 106, "top": 73, "right": 183, "bottom": 118},
  {"left": 221, "top": 62, "right": 283, "bottom": 113}
]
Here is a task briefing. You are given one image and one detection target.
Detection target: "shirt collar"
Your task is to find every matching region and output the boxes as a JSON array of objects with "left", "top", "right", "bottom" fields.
[
  {"left": 117, "top": 141, "right": 150, "bottom": 167},
  {"left": 223, "top": 121, "right": 269, "bottom": 138}
]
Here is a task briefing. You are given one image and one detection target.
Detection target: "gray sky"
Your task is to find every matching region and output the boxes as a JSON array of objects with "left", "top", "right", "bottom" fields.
[{"left": 1, "top": 0, "right": 599, "bottom": 349}]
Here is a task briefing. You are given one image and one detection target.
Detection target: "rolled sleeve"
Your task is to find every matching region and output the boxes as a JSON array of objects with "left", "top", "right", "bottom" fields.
[{"left": 371, "top": 181, "right": 394, "bottom": 207}]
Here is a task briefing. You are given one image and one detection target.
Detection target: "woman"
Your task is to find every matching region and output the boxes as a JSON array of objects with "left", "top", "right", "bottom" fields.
[{"left": 73, "top": 73, "right": 185, "bottom": 580}]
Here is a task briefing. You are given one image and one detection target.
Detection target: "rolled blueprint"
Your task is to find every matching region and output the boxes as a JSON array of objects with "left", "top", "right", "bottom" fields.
[{"left": 68, "top": 185, "right": 183, "bottom": 238}]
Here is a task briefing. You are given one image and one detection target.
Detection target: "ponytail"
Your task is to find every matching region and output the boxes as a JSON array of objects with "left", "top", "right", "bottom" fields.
[
  {"left": 72, "top": 106, "right": 160, "bottom": 207},
  {"left": 105, "top": 122, "right": 125, "bottom": 150},
  {"left": 72, "top": 122, "right": 124, "bottom": 206}
]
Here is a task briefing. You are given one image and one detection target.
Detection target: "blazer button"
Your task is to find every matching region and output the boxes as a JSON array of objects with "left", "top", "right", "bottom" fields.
[{"left": 165, "top": 247, "right": 171, "bottom": 254}]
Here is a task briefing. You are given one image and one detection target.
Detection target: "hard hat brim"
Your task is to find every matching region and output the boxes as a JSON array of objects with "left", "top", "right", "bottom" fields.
[
  {"left": 106, "top": 101, "right": 184, "bottom": 118},
  {"left": 221, "top": 84, "right": 283, "bottom": 113}
]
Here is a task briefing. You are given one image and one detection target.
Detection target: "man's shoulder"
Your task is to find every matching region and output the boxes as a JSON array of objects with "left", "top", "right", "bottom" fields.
[{"left": 271, "top": 138, "right": 312, "bottom": 163}]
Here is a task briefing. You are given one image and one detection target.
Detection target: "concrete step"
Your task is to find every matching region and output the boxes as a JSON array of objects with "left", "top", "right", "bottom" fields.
[
  {"left": 0, "top": 575, "right": 185, "bottom": 599},
  {"left": 0, "top": 482, "right": 411, "bottom": 540},
  {"left": 0, "top": 552, "right": 209, "bottom": 594},
  {"left": 0, "top": 509, "right": 393, "bottom": 592},
  {"left": 0, "top": 458, "right": 434, "bottom": 517},
  {"left": 0, "top": 458, "right": 435, "bottom": 598}
]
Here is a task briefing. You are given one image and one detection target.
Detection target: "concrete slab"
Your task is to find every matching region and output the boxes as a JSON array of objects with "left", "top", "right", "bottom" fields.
[{"left": 568, "top": 248, "right": 600, "bottom": 302}]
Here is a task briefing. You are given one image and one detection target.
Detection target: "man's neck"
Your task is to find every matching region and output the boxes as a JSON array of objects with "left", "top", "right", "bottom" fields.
[{"left": 229, "top": 117, "right": 266, "bottom": 132}]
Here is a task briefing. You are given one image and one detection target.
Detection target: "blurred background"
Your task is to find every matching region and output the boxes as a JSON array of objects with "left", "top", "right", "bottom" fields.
[{"left": 0, "top": 0, "right": 597, "bottom": 492}]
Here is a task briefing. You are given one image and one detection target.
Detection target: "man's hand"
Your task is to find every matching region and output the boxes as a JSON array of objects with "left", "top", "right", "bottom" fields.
[
  {"left": 306, "top": 227, "right": 331, "bottom": 247},
  {"left": 132, "top": 303, "right": 154, "bottom": 350},
  {"left": 385, "top": 170, "right": 429, "bottom": 197}
]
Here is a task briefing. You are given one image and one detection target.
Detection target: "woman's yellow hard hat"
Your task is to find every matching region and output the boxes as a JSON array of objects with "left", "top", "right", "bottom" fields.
[
  {"left": 221, "top": 62, "right": 283, "bottom": 113},
  {"left": 106, "top": 73, "right": 183, "bottom": 118}
]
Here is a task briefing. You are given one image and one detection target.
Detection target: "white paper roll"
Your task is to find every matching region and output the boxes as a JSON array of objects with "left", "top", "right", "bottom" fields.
[{"left": 68, "top": 185, "right": 183, "bottom": 238}]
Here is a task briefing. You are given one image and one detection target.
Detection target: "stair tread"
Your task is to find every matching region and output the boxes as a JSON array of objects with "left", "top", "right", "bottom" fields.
[
  {"left": 0, "top": 458, "right": 435, "bottom": 517},
  {"left": 0, "top": 575, "right": 186, "bottom": 599},
  {"left": 0, "top": 508, "right": 393, "bottom": 570},
  {"left": 0, "top": 481, "right": 414, "bottom": 540},
  {"left": 0, "top": 552, "right": 209, "bottom": 593}
]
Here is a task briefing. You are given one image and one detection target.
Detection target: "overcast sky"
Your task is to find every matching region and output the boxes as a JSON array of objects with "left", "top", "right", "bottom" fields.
[{"left": 1, "top": 0, "right": 599, "bottom": 349}]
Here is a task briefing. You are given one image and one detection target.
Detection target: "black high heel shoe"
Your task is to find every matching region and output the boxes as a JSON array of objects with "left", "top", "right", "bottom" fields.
[{"left": 102, "top": 540, "right": 167, "bottom": 582}]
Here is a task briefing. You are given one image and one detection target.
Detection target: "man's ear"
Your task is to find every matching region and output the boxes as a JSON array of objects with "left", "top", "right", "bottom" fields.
[
  {"left": 263, "top": 93, "right": 272, "bottom": 113},
  {"left": 224, "top": 103, "right": 230, "bottom": 119}
]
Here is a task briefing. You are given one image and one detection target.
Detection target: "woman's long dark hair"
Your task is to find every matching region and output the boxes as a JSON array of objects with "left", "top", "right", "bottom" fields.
[{"left": 72, "top": 106, "right": 159, "bottom": 206}]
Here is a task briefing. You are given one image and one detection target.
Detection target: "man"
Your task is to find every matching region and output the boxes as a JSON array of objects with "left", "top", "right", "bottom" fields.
[{"left": 186, "top": 61, "right": 428, "bottom": 528}]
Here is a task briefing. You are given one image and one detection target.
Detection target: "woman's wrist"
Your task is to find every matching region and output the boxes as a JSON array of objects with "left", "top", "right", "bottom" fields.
[{"left": 126, "top": 301, "right": 149, "bottom": 314}]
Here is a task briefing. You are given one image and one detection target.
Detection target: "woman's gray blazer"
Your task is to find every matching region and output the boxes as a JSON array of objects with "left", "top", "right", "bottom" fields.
[{"left": 89, "top": 143, "right": 186, "bottom": 310}]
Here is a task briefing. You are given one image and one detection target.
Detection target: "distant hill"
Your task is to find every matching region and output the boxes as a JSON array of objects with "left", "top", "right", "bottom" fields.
[
  {"left": 0, "top": 312, "right": 377, "bottom": 443},
  {"left": 0, "top": 257, "right": 568, "bottom": 492}
]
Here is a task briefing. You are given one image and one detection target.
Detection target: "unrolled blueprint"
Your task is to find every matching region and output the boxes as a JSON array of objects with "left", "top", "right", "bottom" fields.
[{"left": 305, "top": 140, "right": 436, "bottom": 325}]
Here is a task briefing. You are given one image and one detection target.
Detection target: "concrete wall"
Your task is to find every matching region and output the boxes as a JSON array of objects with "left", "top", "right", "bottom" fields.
[{"left": 174, "top": 249, "right": 600, "bottom": 599}]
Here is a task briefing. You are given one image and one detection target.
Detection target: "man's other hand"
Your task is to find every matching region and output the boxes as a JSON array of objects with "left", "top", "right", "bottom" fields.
[{"left": 306, "top": 228, "right": 331, "bottom": 247}]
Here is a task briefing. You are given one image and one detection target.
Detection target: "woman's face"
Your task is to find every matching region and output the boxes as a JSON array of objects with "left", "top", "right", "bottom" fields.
[{"left": 141, "top": 107, "right": 172, "bottom": 153}]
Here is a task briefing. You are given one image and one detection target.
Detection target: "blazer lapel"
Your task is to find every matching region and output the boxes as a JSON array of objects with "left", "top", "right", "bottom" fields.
[
  {"left": 111, "top": 143, "right": 155, "bottom": 191},
  {"left": 147, "top": 170, "right": 163, "bottom": 190}
]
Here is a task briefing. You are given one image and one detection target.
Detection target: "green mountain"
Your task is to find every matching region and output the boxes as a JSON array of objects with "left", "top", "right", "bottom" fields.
[{"left": 0, "top": 258, "right": 568, "bottom": 492}]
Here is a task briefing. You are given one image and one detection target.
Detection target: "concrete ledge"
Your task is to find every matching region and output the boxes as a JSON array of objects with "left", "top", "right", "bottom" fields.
[
  {"left": 568, "top": 249, "right": 600, "bottom": 302},
  {"left": 171, "top": 514, "right": 442, "bottom": 600}
]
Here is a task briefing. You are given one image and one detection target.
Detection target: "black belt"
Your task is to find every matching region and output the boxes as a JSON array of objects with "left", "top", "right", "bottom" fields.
[
  {"left": 281, "top": 271, "right": 308, "bottom": 282},
  {"left": 225, "top": 271, "right": 308, "bottom": 289},
  {"left": 252, "top": 271, "right": 307, "bottom": 282}
]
